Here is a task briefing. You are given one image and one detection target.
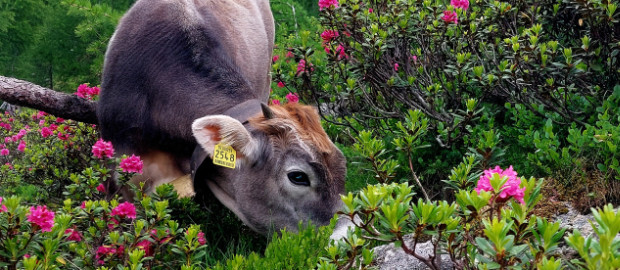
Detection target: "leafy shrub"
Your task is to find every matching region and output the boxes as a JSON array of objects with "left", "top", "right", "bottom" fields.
[
  {"left": 0, "top": 108, "right": 98, "bottom": 204},
  {"left": 273, "top": 0, "right": 620, "bottom": 206},
  {"left": 323, "top": 166, "right": 619, "bottom": 269}
]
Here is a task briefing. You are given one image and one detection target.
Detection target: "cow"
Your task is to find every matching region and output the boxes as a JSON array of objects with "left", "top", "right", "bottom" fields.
[{"left": 97, "top": 0, "right": 347, "bottom": 235}]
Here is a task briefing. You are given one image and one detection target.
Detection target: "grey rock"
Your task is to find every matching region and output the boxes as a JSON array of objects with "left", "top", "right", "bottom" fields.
[{"left": 372, "top": 235, "right": 453, "bottom": 270}]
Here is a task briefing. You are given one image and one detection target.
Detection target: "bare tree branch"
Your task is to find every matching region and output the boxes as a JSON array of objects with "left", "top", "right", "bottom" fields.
[{"left": 0, "top": 76, "right": 98, "bottom": 124}]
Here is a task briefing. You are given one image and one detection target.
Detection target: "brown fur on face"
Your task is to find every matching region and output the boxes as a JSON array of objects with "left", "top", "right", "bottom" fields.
[
  {"left": 247, "top": 103, "right": 345, "bottom": 197},
  {"left": 249, "top": 103, "right": 334, "bottom": 155}
]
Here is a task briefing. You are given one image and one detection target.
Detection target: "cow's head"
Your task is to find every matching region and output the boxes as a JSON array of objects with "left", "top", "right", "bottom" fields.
[{"left": 191, "top": 103, "right": 346, "bottom": 235}]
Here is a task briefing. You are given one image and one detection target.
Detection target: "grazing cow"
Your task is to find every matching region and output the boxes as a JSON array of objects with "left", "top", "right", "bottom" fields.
[{"left": 97, "top": 0, "right": 347, "bottom": 235}]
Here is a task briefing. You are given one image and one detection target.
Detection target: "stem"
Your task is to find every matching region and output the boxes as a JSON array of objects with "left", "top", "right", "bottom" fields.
[
  {"left": 408, "top": 153, "right": 430, "bottom": 201},
  {"left": 397, "top": 233, "right": 438, "bottom": 270}
]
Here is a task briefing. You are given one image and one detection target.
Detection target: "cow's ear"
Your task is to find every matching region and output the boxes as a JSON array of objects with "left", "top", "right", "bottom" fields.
[{"left": 192, "top": 115, "right": 259, "bottom": 162}]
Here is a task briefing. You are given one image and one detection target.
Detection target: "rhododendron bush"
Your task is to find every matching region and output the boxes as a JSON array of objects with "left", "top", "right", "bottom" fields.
[
  {"left": 0, "top": 108, "right": 99, "bottom": 202},
  {"left": 269, "top": 0, "right": 620, "bottom": 221}
]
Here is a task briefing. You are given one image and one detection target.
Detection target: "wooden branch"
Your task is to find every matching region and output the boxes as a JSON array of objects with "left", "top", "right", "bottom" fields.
[{"left": 0, "top": 76, "right": 98, "bottom": 124}]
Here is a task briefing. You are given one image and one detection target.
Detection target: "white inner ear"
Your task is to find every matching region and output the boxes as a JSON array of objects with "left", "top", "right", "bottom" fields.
[{"left": 192, "top": 115, "right": 259, "bottom": 164}]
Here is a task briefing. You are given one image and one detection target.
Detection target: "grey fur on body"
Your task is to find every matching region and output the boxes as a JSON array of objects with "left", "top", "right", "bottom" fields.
[{"left": 97, "top": 0, "right": 346, "bottom": 235}]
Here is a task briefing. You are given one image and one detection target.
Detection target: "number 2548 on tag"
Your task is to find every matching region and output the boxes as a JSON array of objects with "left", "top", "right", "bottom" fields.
[{"left": 213, "top": 143, "right": 236, "bottom": 169}]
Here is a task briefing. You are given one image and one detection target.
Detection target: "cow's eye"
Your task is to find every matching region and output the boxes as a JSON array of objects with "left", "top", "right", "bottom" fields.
[{"left": 287, "top": 171, "right": 310, "bottom": 186}]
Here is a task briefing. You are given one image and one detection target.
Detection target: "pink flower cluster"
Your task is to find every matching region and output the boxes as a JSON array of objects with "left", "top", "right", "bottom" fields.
[
  {"left": 334, "top": 44, "right": 347, "bottom": 60},
  {"left": 271, "top": 92, "right": 300, "bottom": 106},
  {"left": 110, "top": 201, "right": 137, "bottom": 219},
  {"left": 40, "top": 127, "right": 53, "bottom": 138},
  {"left": 286, "top": 93, "right": 299, "bottom": 104},
  {"left": 27, "top": 205, "right": 55, "bottom": 232},
  {"left": 95, "top": 245, "right": 124, "bottom": 265},
  {"left": 120, "top": 154, "right": 143, "bottom": 174},
  {"left": 320, "top": 30, "right": 339, "bottom": 43},
  {"left": 136, "top": 240, "right": 154, "bottom": 256},
  {"left": 442, "top": 0, "right": 469, "bottom": 24},
  {"left": 451, "top": 0, "right": 469, "bottom": 10},
  {"left": 475, "top": 166, "right": 526, "bottom": 204},
  {"left": 318, "top": 0, "right": 339, "bottom": 10},
  {"left": 96, "top": 184, "right": 106, "bottom": 193},
  {"left": 296, "top": 59, "right": 314, "bottom": 76},
  {"left": 442, "top": 10, "right": 458, "bottom": 24},
  {"left": 0, "top": 122, "right": 11, "bottom": 131},
  {"left": 197, "top": 231, "right": 206, "bottom": 245},
  {"left": 135, "top": 229, "right": 174, "bottom": 257},
  {"left": 75, "top": 84, "right": 101, "bottom": 100},
  {"left": 65, "top": 228, "right": 83, "bottom": 241},
  {"left": 92, "top": 139, "right": 115, "bottom": 159},
  {"left": 0, "top": 197, "right": 7, "bottom": 213}
]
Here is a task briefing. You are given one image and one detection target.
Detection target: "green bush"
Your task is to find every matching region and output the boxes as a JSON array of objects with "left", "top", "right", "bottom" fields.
[
  {"left": 324, "top": 166, "right": 620, "bottom": 269},
  {"left": 273, "top": 0, "right": 620, "bottom": 206}
]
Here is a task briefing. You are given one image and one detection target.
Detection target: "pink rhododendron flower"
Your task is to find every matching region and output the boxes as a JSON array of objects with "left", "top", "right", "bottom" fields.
[
  {"left": 4, "top": 137, "right": 11, "bottom": 143},
  {"left": 37, "top": 111, "right": 48, "bottom": 119},
  {"left": 0, "top": 149, "right": 9, "bottom": 156},
  {"left": 0, "top": 197, "right": 7, "bottom": 213},
  {"left": 89, "top": 86, "right": 100, "bottom": 96},
  {"left": 136, "top": 240, "right": 154, "bottom": 256},
  {"left": 40, "top": 127, "right": 53, "bottom": 138},
  {"left": 95, "top": 245, "right": 117, "bottom": 265},
  {"left": 92, "top": 139, "right": 115, "bottom": 159},
  {"left": 80, "top": 201, "right": 86, "bottom": 209},
  {"left": 23, "top": 254, "right": 30, "bottom": 259},
  {"left": 296, "top": 59, "right": 313, "bottom": 75},
  {"left": 318, "top": 0, "right": 339, "bottom": 10},
  {"left": 320, "top": 30, "right": 339, "bottom": 43},
  {"left": 394, "top": 63, "right": 399, "bottom": 71},
  {"left": 75, "top": 84, "right": 100, "bottom": 100},
  {"left": 56, "top": 118, "right": 65, "bottom": 123},
  {"left": 49, "top": 124, "right": 58, "bottom": 130},
  {"left": 0, "top": 123, "right": 11, "bottom": 130},
  {"left": 108, "top": 217, "right": 119, "bottom": 230},
  {"left": 38, "top": 120, "right": 45, "bottom": 126},
  {"left": 96, "top": 184, "right": 106, "bottom": 193},
  {"left": 285, "top": 51, "right": 294, "bottom": 58},
  {"left": 75, "top": 84, "right": 90, "bottom": 99},
  {"left": 335, "top": 44, "right": 347, "bottom": 60},
  {"left": 368, "top": 8, "right": 373, "bottom": 13},
  {"left": 277, "top": 81, "right": 285, "bottom": 88},
  {"left": 197, "top": 231, "right": 206, "bottom": 245},
  {"left": 442, "top": 10, "right": 458, "bottom": 24},
  {"left": 57, "top": 132, "right": 70, "bottom": 141},
  {"left": 65, "top": 228, "right": 83, "bottom": 241},
  {"left": 475, "top": 166, "right": 526, "bottom": 204},
  {"left": 17, "top": 141, "right": 26, "bottom": 152},
  {"left": 27, "top": 205, "right": 55, "bottom": 232},
  {"left": 272, "top": 55, "right": 279, "bottom": 62},
  {"left": 120, "top": 154, "right": 144, "bottom": 174},
  {"left": 286, "top": 92, "right": 299, "bottom": 104},
  {"left": 451, "top": 0, "right": 469, "bottom": 10},
  {"left": 110, "top": 202, "right": 137, "bottom": 219},
  {"left": 272, "top": 99, "right": 281, "bottom": 106}
]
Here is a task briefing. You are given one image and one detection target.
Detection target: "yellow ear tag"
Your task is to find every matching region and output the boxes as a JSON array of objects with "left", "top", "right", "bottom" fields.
[{"left": 213, "top": 143, "right": 236, "bottom": 169}]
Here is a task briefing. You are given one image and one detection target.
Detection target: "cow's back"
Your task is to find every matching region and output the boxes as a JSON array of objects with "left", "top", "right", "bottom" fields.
[{"left": 98, "top": 0, "right": 274, "bottom": 156}]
